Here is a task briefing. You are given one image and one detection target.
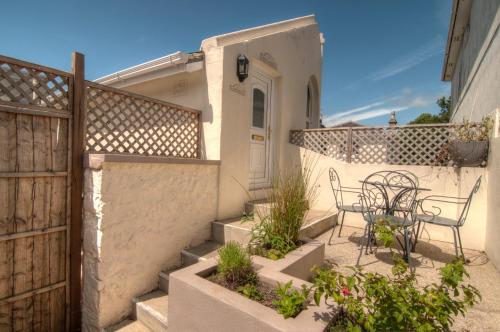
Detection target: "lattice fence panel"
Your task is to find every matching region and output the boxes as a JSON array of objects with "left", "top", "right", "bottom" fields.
[
  {"left": 290, "top": 129, "right": 349, "bottom": 162},
  {"left": 0, "top": 56, "right": 71, "bottom": 111},
  {"left": 85, "top": 82, "right": 201, "bottom": 158},
  {"left": 290, "top": 125, "right": 461, "bottom": 166}
]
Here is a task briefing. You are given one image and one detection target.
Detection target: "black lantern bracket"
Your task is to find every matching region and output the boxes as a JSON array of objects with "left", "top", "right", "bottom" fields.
[{"left": 236, "top": 54, "right": 249, "bottom": 82}]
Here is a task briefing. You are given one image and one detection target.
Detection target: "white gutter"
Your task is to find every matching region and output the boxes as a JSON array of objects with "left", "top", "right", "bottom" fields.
[{"left": 95, "top": 51, "right": 190, "bottom": 85}]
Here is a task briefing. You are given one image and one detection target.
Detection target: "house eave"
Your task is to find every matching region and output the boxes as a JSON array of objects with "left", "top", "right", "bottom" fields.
[
  {"left": 94, "top": 51, "right": 203, "bottom": 88},
  {"left": 442, "top": 0, "right": 473, "bottom": 81},
  {"left": 201, "top": 15, "right": 318, "bottom": 48}
]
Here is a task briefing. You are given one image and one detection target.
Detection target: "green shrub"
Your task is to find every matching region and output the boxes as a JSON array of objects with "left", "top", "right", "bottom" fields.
[
  {"left": 217, "top": 242, "right": 256, "bottom": 286},
  {"left": 273, "top": 281, "right": 311, "bottom": 319},
  {"left": 249, "top": 159, "right": 318, "bottom": 259},
  {"left": 237, "top": 283, "right": 263, "bottom": 301},
  {"left": 312, "top": 258, "right": 481, "bottom": 332}
]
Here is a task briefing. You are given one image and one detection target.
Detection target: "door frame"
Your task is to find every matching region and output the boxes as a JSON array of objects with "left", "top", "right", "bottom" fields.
[{"left": 249, "top": 70, "right": 276, "bottom": 190}]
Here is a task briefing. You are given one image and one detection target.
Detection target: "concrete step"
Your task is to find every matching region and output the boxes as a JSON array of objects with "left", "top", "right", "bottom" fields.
[
  {"left": 133, "top": 290, "right": 169, "bottom": 332},
  {"left": 180, "top": 240, "right": 221, "bottom": 266},
  {"left": 106, "top": 319, "right": 152, "bottom": 332},
  {"left": 212, "top": 210, "right": 337, "bottom": 245},
  {"left": 158, "top": 266, "right": 183, "bottom": 293},
  {"left": 244, "top": 199, "right": 271, "bottom": 221}
]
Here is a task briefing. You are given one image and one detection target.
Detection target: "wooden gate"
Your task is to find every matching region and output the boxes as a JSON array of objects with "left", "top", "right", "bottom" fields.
[{"left": 0, "top": 54, "right": 84, "bottom": 331}]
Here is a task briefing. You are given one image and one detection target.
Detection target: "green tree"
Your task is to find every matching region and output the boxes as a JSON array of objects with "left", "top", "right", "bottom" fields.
[{"left": 409, "top": 96, "right": 451, "bottom": 124}]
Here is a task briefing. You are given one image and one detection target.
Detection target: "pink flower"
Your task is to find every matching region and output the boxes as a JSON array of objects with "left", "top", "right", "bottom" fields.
[{"left": 342, "top": 287, "right": 351, "bottom": 296}]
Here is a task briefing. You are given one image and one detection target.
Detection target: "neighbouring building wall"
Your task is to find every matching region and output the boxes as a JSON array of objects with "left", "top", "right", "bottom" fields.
[
  {"left": 486, "top": 112, "right": 500, "bottom": 269},
  {"left": 300, "top": 148, "right": 488, "bottom": 251},
  {"left": 81, "top": 155, "right": 219, "bottom": 330},
  {"left": 204, "top": 19, "right": 323, "bottom": 219},
  {"left": 451, "top": 0, "right": 500, "bottom": 121}
]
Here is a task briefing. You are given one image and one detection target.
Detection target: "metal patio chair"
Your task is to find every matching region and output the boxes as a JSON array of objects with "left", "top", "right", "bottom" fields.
[
  {"left": 414, "top": 176, "right": 482, "bottom": 260},
  {"left": 360, "top": 171, "right": 419, "bottom": 261},
  {"left": 328, "top": 168, "right": 366, "bottom": 244}
]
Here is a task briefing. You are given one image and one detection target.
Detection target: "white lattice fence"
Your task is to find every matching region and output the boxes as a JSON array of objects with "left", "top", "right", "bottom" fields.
[
  {"left": 290, "top": 129, "right": 349, "bottom": 162},
  {"left": 0, "top": 55, "right": 71, "bottom": 112},
  {"left": 290, "top": 124, "right": 461, "bottom": 166},
  {"left": 85, "top": 82, "right": 201, "bottom": 158}
]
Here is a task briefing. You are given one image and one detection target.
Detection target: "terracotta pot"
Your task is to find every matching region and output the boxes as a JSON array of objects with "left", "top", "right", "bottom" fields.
[{"left": 448, "top": 140, "right": 489, "bottom": 167}]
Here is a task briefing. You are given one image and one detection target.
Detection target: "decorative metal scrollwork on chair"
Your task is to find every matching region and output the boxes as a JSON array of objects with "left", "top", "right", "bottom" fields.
[
  {"left": 328, "top": 168, "right": 365, "bottom": 244},
  {"left": 360, "top": 171, "right": 419, "bottom": 262},
  {"left": 414, "top": 176, "right": 482, "bottom": 261}
]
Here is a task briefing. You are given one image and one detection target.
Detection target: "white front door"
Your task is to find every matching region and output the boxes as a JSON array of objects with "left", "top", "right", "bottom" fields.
[{"left": 249, "top": 72, "right": 273, "bottom": 189}]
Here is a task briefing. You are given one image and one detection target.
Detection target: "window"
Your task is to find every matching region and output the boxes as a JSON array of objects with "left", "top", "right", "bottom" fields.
[
  {"left": 306, "top": 85, "right": 312, "bottom": 129},
  {"left": 252, "top": 88, "right": 265, "bottom": 128}
]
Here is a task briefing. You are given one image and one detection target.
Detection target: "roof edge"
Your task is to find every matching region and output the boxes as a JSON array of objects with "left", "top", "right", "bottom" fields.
[
  {"left": 442, "top": 0, "right": 472, "bottom": 81},
  {"left": 202, "top": 15, "right": 317, "bottom": 48},
  {"left": 94, "top": 51, "right": 203, "bottom": 85}
]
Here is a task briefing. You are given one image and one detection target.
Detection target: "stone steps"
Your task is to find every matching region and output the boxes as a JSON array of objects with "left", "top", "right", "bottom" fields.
[
  {"left": 213, "top": 208, "right": 336, "bottom": 245},
  {"left": 106, "top": 199, "right": 336, "bottom": 331},
  {"left": 181, "top": 240, "right": 221, "bottom": 266},
  {"left": 133, "top": 290, "right": 169, "bottom": 332},
  {"left": 106, "top": 319, "right": 152, "bottom": 332}
]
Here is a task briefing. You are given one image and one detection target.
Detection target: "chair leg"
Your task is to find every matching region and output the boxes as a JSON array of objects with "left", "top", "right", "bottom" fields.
[
  {"left": 412, "top": 220, "right": 422, "bottom": 252},
  {"left": 403, "top": 227, "right": 410, "bottom": 263},
  {"left": 338, "top": 210, "right": 346, "bottom": 237},
  {"left": 328, "top": 221, "right": 337, "bottom": 245},
  {"left": 365, "top": 223, "right": 373, "bottom": 255},
  {"left": 456, "top": 227, "right": 467, "bottom": 261},
  {"left": 451, "top": 227, "right": 459, "bottom": 258}
]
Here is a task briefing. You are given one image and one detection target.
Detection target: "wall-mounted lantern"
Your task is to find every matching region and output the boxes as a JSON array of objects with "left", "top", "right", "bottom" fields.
[{"left": 236, "top": 54, "right": 249, "bottom": 82}]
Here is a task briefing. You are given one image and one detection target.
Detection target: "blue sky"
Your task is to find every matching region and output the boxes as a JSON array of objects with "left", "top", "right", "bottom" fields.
[{"left": 0, "top": 0, "right": 452, "bottom": 125}]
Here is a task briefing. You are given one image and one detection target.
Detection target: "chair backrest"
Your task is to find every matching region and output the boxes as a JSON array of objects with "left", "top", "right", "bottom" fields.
[
  {"left": 361, "top": 171, "right": 418, "bottom": 217},
  {"left": 329, "top": 168, "right": 343, "bottom": 209},
  {"left": 458, "top": 176, "right": 482, "bottom": 226}
]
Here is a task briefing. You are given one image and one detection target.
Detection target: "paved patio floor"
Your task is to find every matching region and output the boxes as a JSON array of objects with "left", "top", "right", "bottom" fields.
[{"left": 316, "top": 225, "right": 500, "bottom": 332}]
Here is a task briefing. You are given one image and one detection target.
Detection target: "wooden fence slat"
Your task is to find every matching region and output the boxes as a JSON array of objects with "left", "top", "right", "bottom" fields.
[
  {"left": 0, "top": 282, "right": 66, "bottom": 305},
  {"left": 0, "top": 111, "right": 16, "bottom": 331},
  {"left": 0, "top": 103, "right": 72, "bottom": 119},
  {"left": 0, "top": 225, "right": 66, "bottom": 242},
  {"left": 13, "top": 113, "right": 35, "bottom": 330},
  {"left": 0, "top": 171, "right": 67, "bottom": 178},
  {"left": 32, "top": 115, "right": 52, "bottom": 331}
]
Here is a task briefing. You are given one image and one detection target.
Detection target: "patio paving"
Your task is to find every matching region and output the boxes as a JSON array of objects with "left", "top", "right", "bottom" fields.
[{"left": 316, "top": 225, "right": 500, "bottom": 332}]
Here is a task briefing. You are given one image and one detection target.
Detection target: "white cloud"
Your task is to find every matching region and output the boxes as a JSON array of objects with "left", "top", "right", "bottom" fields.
[
  {"left": 345, "top": 36, "right": 444, "bottom": 90},
  {"left": 323, "top": 92, "right": 438, "bottom": 127},
  {"left": 369, "top": 36, "right": 444, "bottom": 81},
  {"left": 322, "top": 101, "right": 385, "bottom": 123}
]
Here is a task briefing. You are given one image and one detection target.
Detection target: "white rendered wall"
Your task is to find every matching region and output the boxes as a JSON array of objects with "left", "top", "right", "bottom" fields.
[
  {"left": 300, "top": 148, "right": 488, "bottom": 251},
  {"left": 81, "top": 159, "right": 219, "bottom": 330}
]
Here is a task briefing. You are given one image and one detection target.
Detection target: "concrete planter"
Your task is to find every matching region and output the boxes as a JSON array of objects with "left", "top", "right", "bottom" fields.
[
  {"left": 448, "top": 140, "right": 489, "bottom": 167},
  {"left": 168, "top": 240, "right": 330, "bottom": 332}
]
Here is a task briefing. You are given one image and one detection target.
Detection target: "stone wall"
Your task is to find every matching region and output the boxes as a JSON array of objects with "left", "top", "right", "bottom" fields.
[{"left": 81, "top": 154, "right": 219, "bottom": 330}]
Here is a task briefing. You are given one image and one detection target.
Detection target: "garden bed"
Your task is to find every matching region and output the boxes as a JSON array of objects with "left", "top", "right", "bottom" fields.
[
  {"left": 206, "top": 272, "right": 280, "bottom": 309},
  {"left": 168, "top": 240, "right": 330, "bottom": 332}
]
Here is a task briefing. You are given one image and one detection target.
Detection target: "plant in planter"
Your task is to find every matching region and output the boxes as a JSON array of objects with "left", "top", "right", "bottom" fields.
[
  {"left": 249, "top": 160, "right": 319, "bottom": 260},
  {"left": 309, "top": 222, "right": 481, "bottom": 332},
  {"left": 438, "top": 117, "right": 493, "bottom": 167},
  {"left": 208, "top": 242, "right": 281, "bottom": 308},
  {"left": 216, "top": 241, "right": 257, "bottom": 286},
  {"left": 273, "top": 281, "right": 311, "bottom": 318}
]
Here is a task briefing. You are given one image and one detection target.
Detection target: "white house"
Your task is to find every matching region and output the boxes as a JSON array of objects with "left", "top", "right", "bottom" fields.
[{"left": 96, "top": 15, "right": 324, "bottom": 220}]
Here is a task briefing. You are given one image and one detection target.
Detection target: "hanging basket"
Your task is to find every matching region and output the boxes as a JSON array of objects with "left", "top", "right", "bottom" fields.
[{"left": 447, "top": 140, "right": 489, "bottom": 167}]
